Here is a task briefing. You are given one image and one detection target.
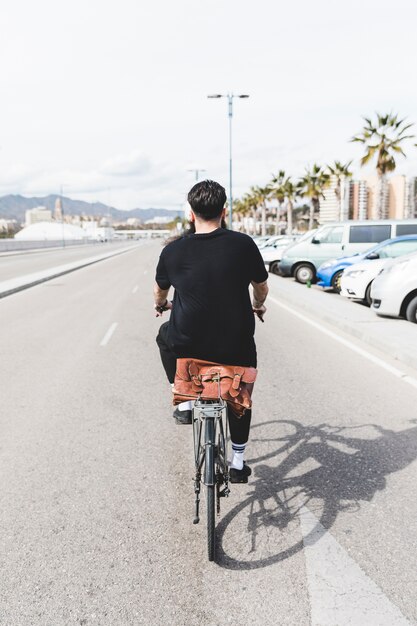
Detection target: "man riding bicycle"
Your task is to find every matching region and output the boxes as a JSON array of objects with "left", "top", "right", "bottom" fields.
[{"left": 154, "top": 180, "right": 269, "bottom": 483}]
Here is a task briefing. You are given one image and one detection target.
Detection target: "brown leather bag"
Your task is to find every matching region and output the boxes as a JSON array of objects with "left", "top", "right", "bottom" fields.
[{"left": 173, "top": 358, "right": 257, "bottom": 417}]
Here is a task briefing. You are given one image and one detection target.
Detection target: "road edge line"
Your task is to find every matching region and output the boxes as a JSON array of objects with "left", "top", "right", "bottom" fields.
[
  {"left": 268, "top": 277, "right": 417, "bottom": 373},
  {"left": 269, "top": 295, "right": 417, "bottom": 391}
]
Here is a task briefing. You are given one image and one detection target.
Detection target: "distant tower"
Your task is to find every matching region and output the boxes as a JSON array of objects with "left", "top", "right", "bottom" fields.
[{"left": 54, "top": 196, "right": 63, "bottom": 221}]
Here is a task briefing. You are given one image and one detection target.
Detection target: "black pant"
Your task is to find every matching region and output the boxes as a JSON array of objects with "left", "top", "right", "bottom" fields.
[{"left": 156, "top": 322, "right": 252, "bottom": 445}]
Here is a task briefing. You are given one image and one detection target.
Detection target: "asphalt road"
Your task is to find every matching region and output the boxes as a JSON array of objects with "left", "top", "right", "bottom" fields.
[
  {"left": 0, "top": 242, "right": 142, "bottom": 282},
  {"left": 1, "top": 243, "right": 416, "bottom": 625}
]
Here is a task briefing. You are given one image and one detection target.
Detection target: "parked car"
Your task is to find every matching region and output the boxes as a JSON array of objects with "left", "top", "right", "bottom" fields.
[
  {"left": 279, "top": 219, "right": 417, "bottom": 284},
  {"left": 371, "top": 251, "right": 417, "bottom": 323},
  {"left": 253, "top": 235, "right": 273, "bottom": 248},
  {"left": 258, "top": 235, "right": 284, "bottom": 248},
  {"left": 317, "top": 235, "right": 417, "bottom": 293},
  {"left": 341, "top": 259, "right": 391, "bottom": 305},
  {"left": 260, "top": 236, "right": 300, "bottom": 274}
]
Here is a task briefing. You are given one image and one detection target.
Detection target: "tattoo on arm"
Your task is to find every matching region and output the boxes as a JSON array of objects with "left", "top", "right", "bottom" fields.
[
  {"left": 251, "top": 280, "right": 269, "bottom": 308},
  {"left": 154, "top": 282, "right": 170, "bottom": 306}
]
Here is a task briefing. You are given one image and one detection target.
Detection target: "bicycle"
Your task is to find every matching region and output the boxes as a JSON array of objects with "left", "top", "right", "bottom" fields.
[{"left": 192, "top": 396, "right": 230, "bottom": 562}]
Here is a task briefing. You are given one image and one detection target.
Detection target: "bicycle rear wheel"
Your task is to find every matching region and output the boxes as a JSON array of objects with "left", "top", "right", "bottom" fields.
[
  {"left": 207, "top": 485, "right": 215, "bottom": 561},
  {"left": 205, "top": 417, "right": 216, "bottom": 562}
]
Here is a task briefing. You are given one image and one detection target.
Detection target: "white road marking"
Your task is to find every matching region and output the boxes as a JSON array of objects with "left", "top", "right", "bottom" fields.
[
  {"left": 269, "top": 296, "right": 417, "bottom": 391},
  {"left": 299, "top": 506, "right": 411, "bottom": 625},
  {"left": 100, "top": 322, "right": 118, "bottom": 346},
  {"left": 132, "top": 285, "right": 138, "bottom": 294}
]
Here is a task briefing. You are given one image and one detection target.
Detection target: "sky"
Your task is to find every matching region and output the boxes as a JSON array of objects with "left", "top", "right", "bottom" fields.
[{"left": 1, "top": 0, "right": 417, "bottom": 210}]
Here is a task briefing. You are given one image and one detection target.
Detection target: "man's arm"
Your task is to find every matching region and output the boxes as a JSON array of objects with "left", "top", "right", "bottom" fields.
[
  {"left": 153, "top": 282, "right": 172, "bottom": 317},
  {"left": 251, "top": 280, "right": 269, "bottom": 319}
]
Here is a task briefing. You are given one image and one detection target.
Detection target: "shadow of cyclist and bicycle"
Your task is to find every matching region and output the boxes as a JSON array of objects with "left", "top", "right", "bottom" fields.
[{"left": 216, "top": 418, "right": 417, "bottom": 569}]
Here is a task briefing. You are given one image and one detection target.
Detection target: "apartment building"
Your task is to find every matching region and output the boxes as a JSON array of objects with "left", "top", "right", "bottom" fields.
[
  {"left": 349, "top": 180, "right": 368, "bottom": 220},
  {"left": 319, "top": 175, "right": 350, "bottom": 223},
  {"left": 361, "top": 175, "right": 389, "bottom": 219},
  {"left": 25, "top": 206, "right": 53, "bottom": 226},
  {"left": 404, "top": 177, "right": 417, "bottom": 218},
  {"left": 320, "top": 175, "right": 417, "bottom": 223}
]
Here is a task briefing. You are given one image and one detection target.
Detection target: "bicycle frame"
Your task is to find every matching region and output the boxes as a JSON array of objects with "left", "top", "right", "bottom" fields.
[{"left": 192, "top": 397, "right": 229, "bottom": 526}]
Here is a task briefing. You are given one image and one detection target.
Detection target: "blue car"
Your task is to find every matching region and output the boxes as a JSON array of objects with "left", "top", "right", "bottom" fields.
[{"left": 317, "top": 234, "right": 417, "bottom": 292}]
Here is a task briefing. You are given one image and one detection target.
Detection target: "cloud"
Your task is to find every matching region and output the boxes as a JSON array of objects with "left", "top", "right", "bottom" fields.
[
  {"left": 0, "top": 163, "right": 44, "bottom": 191},
  {"left": 100, "top": 150, "right": 151, "bottom": 177},
  {"left": 0, "top": 150, "right": 189, "bottom": 210}
]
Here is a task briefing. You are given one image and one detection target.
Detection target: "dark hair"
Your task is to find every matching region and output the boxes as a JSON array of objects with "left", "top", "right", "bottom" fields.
[
  {"left": 162, "top": 217, "right": 227, "bottom": 246},
  {"left": 187, "top": 180, "right": 227, "bottom": 220}
]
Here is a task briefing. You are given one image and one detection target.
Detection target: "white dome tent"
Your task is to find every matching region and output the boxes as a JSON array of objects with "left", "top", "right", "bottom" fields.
[{"left": 15, "top": 222, "right": 89, "bottom": 241}]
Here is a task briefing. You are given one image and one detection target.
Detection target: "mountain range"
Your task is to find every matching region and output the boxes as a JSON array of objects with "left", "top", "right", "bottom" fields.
[{"left": 0, "top": 195, "right": 184, "bottom": 223}]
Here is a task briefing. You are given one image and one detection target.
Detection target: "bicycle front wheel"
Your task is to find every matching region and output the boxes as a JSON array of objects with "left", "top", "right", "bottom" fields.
[{"left": 207, "top": 485, "right": 215, "bottom": 561}]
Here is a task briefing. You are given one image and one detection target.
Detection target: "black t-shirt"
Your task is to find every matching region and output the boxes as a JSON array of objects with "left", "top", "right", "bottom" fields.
[{"left": 155, "top": 228, "right": 268, "bottom": 367}]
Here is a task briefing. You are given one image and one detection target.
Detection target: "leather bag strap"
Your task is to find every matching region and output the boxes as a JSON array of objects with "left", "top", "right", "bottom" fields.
[
  {"left": 229, "top": 367, "right": 244, "bottom": 397},
  {"left": 188, "top": 360, "right": 203, "bottom": 392}
]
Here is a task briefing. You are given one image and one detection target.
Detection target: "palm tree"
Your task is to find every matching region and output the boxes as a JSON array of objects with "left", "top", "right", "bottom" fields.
[
  {"left": 269, "top": 170, "right": 286, "bottom": 234},
  {"left": 233, "top": 196, "right": 252, "bottom": 233},
  {"left": 298, "top": 164, "right": 330, "bottom": 229},
  {"left": 351, "top": 113, "right": 415, "bottom": 219},
  {"left": 250, "top": 185, "right": 270, "bottom": 236},
  {"left": 269, "top": 170, "right": 300, "bottom": 235},
  {"left": 232, "top": 197, "right": 244, "bottom": 232},
  {"left": 327, "top": 160, "right": 353, "bottom": 220},
  {"left": 283, "top": 177, "right": 299, "bottom": 235},
  {"left": 242, "top": 191, "right": 259, "bottom": 235}
]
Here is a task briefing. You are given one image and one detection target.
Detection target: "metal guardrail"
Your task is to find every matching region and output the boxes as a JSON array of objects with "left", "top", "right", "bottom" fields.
[
  {"left": 0, "top": 231, "right": 169, "bottom": 252},
  {"left": 0, "top": 244, "right": 139, "bottom": 298},
  {"left": 0, "top": 239, "right": 105, "bottom": 252}
]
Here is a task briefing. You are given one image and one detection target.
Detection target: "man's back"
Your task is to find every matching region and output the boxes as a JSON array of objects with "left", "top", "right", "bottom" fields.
[{"left": 156, "top": 228, "right": 267, "bottom": 365}]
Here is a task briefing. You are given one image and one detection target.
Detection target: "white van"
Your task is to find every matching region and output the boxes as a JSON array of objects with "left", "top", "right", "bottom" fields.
[{"left": 279, "top": 219, "right": 417, "bottom": 283}]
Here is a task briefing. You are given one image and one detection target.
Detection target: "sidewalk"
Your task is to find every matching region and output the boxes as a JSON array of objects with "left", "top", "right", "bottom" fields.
[
  {"left": 268, "top": 274, "right": 417, "bottom": 373},
  {"left": 0, "top": 244, "right": 139, "bottom": 298}
]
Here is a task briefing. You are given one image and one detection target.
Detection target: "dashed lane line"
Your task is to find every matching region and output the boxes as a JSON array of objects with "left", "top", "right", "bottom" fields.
[
  {"left": 269, "top": 296, "right": 417, "bottom": 391},
  {"left": 100, "top": 322, "right": 118, "bottom": 347}
]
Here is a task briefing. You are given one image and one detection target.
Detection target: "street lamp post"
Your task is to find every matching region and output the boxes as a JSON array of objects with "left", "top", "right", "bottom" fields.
[
  {"left": 187, "top": 168, "right": 206, "bottom": 182},
  {"left": 60, "top": 184, "right": 65, "bottom": 249},
  {"left": 207, "top": 93, "right": 249, "bottom": 230}
]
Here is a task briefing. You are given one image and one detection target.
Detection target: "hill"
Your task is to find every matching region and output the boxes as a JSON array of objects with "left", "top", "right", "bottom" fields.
[{"left": 0, "top": 195, "right": 184, "bottom": 223}]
